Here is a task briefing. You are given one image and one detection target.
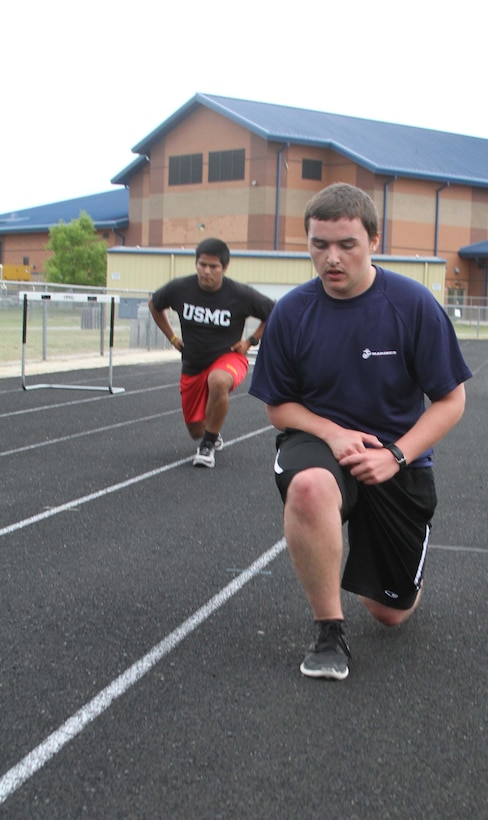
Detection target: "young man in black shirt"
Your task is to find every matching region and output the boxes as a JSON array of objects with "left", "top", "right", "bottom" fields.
[{"left": 149, "top": 238, "right": 274, "bottom": 467}]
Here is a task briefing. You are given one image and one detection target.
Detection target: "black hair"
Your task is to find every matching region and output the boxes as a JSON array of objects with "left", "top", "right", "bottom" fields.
[{"left": 195, "top": 238, "right": 230, "bottom": 268}]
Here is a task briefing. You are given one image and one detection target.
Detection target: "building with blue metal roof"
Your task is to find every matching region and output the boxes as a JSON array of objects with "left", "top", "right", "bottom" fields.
[
  {"left": 125, "top": 94, "right": 488, "bottom": 189},
  {"left": 111, "top": 93, "right": 488, "bottom": 300},
  {"left": 0, "top": 190, "right": 129, "bottom": 278},
  {"left": 1, "top": 94, "right": 487, "bottom": 299}
]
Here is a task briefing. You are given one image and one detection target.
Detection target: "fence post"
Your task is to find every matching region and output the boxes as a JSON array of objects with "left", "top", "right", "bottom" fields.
[{"left": 42, "top": 300, "right": 48, "bottom": 360}]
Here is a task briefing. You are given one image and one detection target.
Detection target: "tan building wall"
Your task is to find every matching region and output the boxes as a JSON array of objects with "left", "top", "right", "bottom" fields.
[
  {"left": 115, "top": 105, "right": 488, "bottom": 297},
  {"left": 106, "top": 247, "right": 446, "bottom": 304},
  {"left": 381, "top": 178, "right": 488, "bottom": 293},
  {"left": 124, "top": 165, "right": 150, "bottom": 247},
  {"left": 144, "top": 109, "right": 256, "bottom": 248},
  {"left": 127, "top": 110, "right": 386, "bottom": 253},
  {"left": 3, "top": 106, "right": 486, "bottom": 298}
]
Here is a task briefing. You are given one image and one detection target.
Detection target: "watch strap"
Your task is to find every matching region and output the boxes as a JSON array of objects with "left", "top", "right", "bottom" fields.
[{"left": 384, "top": 443, "right": 407, "bottom": 470}]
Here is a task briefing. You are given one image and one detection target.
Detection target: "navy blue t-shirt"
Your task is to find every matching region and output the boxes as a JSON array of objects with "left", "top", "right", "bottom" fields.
[{"left": 249, "top": 267, "right": 472, "bottom": 467}]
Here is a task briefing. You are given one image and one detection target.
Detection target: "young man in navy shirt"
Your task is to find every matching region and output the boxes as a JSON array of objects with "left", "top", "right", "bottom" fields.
[{"left": 250, "top": 183, "right": 471, "bottom": 680}]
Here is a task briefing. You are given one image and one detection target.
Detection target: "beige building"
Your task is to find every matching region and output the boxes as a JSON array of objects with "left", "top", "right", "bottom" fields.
[
  {"left": 107, "top": 246, "right": 446, "bottom": 306},
  {"left": 1, "top": 95, "right": 487, "bottom": 302},
  {"left": 111, "top": 94, "right": 488, "bottom": 300}
]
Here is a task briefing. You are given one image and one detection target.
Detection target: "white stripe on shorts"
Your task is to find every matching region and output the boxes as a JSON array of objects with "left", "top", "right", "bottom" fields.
[{"left": 414, "top": 523, "right": 431, "bottom": 588}]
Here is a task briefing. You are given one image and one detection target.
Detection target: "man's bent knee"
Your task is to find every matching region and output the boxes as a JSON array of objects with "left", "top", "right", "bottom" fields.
[
  {"left": 287, "top": 468, "right": 341, "bottom": 514},
  {"left": 207, "top": 369, "right": 234, "bottom": 394},
  {"left": 360, "top": 593, "right": 421, "bottom": 627}
]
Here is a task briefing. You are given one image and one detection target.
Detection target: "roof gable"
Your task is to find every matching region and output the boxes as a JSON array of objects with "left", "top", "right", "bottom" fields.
[{"left": 127, "top": 93, "right": 488, "bottom": 188}]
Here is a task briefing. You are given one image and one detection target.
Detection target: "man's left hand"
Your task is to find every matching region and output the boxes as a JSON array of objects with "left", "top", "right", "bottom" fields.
[
  {"left": 338, "top": 446, "right": 401, "bottom": 484},
  {"left": 230, "top": 340, "right": 252, "bottom": 355}
]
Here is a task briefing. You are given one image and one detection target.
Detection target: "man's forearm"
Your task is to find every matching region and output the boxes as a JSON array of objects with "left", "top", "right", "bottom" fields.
[
  {"left": 395, "top": 383, "right": 466, "bottom": 465},
  {"left": 148, "top": 299, "right": 176, "bottom": 340}
]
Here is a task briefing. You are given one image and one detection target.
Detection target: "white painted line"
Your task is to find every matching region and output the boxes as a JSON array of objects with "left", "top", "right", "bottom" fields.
[
  {"left": 0, "top": 537, "right": 287, "bottom": 806},
  {"left": 0, "top": 391, "right": 250, "bottom": 456},
  {"left": 0, "top": 426, "right": 274, "bottom": 538},
  {"left": 0, "top": 410, "right": 179, "bottom": 457},
  {"left": 429, "top": 544, "right": 488, "bottom": 554},
  {"left": 0, "top": 384, "right": 178, "bottom": 419},
  {"left": 468, "top": 356, "right": 488, "bottom": 377}
]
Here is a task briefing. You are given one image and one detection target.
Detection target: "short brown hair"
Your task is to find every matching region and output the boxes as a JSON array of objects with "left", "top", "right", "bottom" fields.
[{"left": 304, "top": 183, "right": 379, "bottom": 241}]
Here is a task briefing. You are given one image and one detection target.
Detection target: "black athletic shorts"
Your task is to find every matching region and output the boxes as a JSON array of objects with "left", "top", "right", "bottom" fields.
[{"left": 274, "top": 429, "right": 438, "bottom": 610}]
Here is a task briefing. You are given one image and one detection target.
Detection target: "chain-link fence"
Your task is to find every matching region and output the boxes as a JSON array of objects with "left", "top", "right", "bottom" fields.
[
  {"left": 1, "top": 280, "right": 486, "bottom": 372},
  {"left": 0, "top": 281, "right": 262, "bottom": 370}
]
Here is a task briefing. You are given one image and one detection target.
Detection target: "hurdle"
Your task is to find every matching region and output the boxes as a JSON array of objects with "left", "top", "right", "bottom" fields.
[{"left": 19, "top": 292, "right": 125, "bottom": 393}]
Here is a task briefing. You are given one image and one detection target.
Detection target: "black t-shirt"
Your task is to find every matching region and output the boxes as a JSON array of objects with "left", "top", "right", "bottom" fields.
[{"left": 152, "top": 274, "right": 274, "bottom": 374}]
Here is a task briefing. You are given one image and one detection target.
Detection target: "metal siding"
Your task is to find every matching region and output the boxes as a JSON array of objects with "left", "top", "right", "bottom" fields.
[{"left": 107, "top": 249, "right": 446, "bottom": 303}]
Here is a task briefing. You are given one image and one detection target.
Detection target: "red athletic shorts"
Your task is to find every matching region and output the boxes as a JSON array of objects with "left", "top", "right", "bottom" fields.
[{"left": 180, "top": 352, "right": 249, "bottom": 424}]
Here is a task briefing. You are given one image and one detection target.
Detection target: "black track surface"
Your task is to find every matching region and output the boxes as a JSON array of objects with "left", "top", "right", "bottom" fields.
[{"left": 1, "top": 341, "right": 486, "bottom": 819}]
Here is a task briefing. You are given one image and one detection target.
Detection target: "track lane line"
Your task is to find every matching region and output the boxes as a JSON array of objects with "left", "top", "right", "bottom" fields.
[
  {"left": 0, "top": 410, "right": 179, "bottom": 457},
  {"left": 0, "top": 391, "right": 250, "bottom": 457},
  {"left": 0, "top": 384, "right": 179, "bottom": 420},
  {"left": 0, "top": 537, "right": 287, "bottom": 805},
  {"left": 0, "top": 426, "right": 274, "bottom": 538}
]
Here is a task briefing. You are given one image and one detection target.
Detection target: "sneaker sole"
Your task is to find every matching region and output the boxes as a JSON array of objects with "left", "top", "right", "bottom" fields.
[
  {"left": 192, "top": 457, "right": 215, "bottom": 468},
  {"left": 299, "top": 662, "right": 349, "bottom": 680}
]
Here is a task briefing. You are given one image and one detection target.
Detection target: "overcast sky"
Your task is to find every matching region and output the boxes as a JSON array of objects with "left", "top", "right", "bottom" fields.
[{"left": 1, "top": 0, "right": 485, "bottom": 214}]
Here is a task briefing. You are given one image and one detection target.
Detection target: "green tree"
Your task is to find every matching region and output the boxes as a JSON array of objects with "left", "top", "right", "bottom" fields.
[{"left": 45, "top": 212, "right": 107, "bottom": 287}]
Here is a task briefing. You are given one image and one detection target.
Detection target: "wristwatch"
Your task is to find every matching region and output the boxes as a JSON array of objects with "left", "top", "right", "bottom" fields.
[
  {"left": 248, "top": 335, "right": 259, "bottom": 346},
  {"left": 384, "top": 443, "right": 407, "bottom": 470}
]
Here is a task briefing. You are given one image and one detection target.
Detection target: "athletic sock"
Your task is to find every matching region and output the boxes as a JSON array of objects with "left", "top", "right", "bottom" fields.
[{"left": 202, "top": 430, "right": 218, "bottom": 446}]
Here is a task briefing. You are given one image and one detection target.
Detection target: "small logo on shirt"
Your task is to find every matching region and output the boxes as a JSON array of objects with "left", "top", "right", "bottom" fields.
[
  {"left": 362, "top": 348, "right": 398, "bottom": 360},
  {"left": 384, "top": 589, "right": 399, "bottom": 599}
]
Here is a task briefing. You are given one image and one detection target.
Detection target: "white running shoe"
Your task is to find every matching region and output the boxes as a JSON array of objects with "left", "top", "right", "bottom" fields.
[{"left": 193, "top": 443, "right": 215, "bottom": 468}]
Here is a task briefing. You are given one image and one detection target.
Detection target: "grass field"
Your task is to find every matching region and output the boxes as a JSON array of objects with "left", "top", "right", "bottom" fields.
[
  {"left": 0, "top": 304, "right": 132, "bottom": 365},
  {"left": 451, "top": 321, "right": 488, "bottom": 339},
  {"left": 1, "top": 301, "right": 486, "bottom": 368}
]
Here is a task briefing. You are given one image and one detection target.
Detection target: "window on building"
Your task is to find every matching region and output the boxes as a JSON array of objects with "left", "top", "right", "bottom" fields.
[
  {"left": 168, "top": 153, "right": 203, "bottom": 185},
  {"left": 208, "top": 149, "right": 245, "bottom": 182},
  {"left": 302, "top": 159, "right": 322, "bottom": 181}
]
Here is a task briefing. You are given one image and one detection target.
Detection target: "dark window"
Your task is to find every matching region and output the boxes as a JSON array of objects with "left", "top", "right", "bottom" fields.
[
  {"left": 302, "top": 159, "right": 322, "bottom": 181},
  {"left": 23, "top": 256, "right": 29, "bottom": 265},
  {"left": 208, "top": 149, "right": 245, "bottom": 182},
  {"left": 168, "top": 153, "right": 203, "bottom": 185}
]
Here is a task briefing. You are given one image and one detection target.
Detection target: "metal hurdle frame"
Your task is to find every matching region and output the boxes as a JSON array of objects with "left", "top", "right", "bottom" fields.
[{"left": 19, "top": 292, "right": 125, "bottom": 394}]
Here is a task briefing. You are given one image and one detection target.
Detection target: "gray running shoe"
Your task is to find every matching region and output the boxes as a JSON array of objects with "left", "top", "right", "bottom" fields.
[
  {"left": 214, "top": 433, "right": 224, "bottom": 451},
  {"left": 193, "top": 443, "right": 215, "bottom": 468},
  {"left": 300, "top": 620, "right": 351, "bottom": 680}
]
